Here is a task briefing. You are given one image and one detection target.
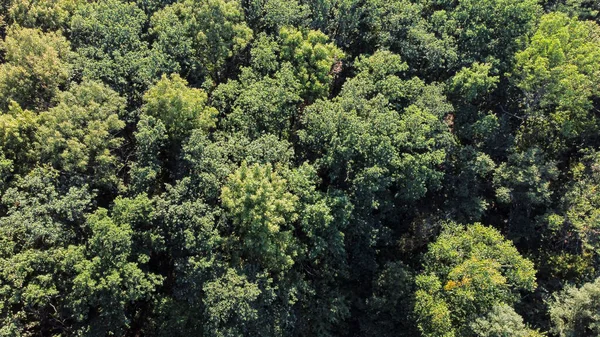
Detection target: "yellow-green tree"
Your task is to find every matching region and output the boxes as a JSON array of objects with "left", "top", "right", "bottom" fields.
[
  {"left": 0, "top": 26, "right": 71, "bottom": 110},
  {"left": 414, "top": 223, "right": 537, "bottom": 337}
]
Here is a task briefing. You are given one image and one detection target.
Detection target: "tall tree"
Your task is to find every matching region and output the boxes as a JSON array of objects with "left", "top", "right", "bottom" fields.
[
  {"left": 150, "top": 0, "right": 253, "bottom": 85},
  {"left": 414, "top": 223, "right": 537, "bottom": 337},
  {"left": 0, "top": 26, "right": 71, "bottom": 110}
]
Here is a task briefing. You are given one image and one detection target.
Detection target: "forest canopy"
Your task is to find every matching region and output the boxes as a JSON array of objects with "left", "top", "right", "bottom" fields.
[{"left": 1, "top": 0, "right": 600, "bottom": 335}]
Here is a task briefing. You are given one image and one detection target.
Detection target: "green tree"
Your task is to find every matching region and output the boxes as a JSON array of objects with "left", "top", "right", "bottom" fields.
[
  {"left": 277, "top": 26, "right": 343, "bottom": 101},
  {"left": 541, "top": 150, "right": 600, "bottom": 282},
  {"left": 0, "top": 101, "right": 39, "bottom": 180},
  {"left": 362, "top": 262, "right": 418, "bottom": 336},
  {"left": 0, "top": 26, "right": 71, "bottom": 110},
  {"left": 364, "top": 0, "right": 458, "bottom": 77},
  {"left": 493, "top": 147, "right": 559, "bottom": 239},
  {"left": 470, "top": 304, "right": 543, "bottom": 337},
  {"left": 0, "top": 167, "right": 92, "bottom": 336},
  {"left": 70, "top": 0, "right": 174, "bottom": 104},
  {"left": 449, "top": 0, "right": 541, "bottom": 72},
  {"left": 213, "top": 28, "right": 341, "bottom": 139},
  {"left": 549, "top": 277, "right": 600, "bottom": 337},
  {"left": 129, "top": 115, "right": 168, "bottom": 195},
  {"left": 7, "top": 0, "right": 84, "bottom": 31},
  {"left": 35, "top": 80, "right": 126, "bottom": 191},
  {"left": 548, "top": 0, "right": 600, "bottom": 22},
  {"left": 70, "top": 209, "right": 162, "bottom": 336},
  {"left": 202, "top": 268, "right": 262, "bottom": 337},
  {"left": 513, "top": 12, "right": 600, "bottom": 154},
  {"left": 221, "top": 162, "right": 298, "bottom": 273},
  {"left": 299, "top": 51, "right": 453, "bottom": 216},
  {"left": 414, "top": 223, "right": 537, "bottom": 337},
  {"left": 150, "top": 0, "right": 253, "bottom": 85},
  {"left": 142, "top": 73, "right": 217, "bottom": 141},
  {"left": 244, "top": 0, "right": 309, "bottom": 32}
]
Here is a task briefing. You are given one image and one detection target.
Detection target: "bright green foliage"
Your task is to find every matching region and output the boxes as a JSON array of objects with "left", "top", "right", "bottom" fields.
[
  {"left": 470, "top": 304, "right": 543, "bottom": 337},
  {"left": 514, "top": 12, "right": 600, "bottom": 153},
  {"left": 278, "top": 26, "right": 343, "bottom": 100},
  {"left": 0, "top": 102, "right": 39, "bottom": 179},
  {"left": 151, "top": 0, "right": 253, "bottom": 84},
  {"left": 70, "top": 209, "right": 162, "bottom": 336},
  {"left": 0, "top": 26, "right": 71, "bottom": 110},
  {"left": 414, "top": 223, "right": 537, "bottom": 337},
  {"left": 70, "top": 0, "right": 173, "bottom": 103},
  {"left": 35, "top": 81, "right": 126, "bottom": 191},
  {"left": 549, "top": 277, "right": 600, "bottom": 337},
  {"left": 2, "top": 0, "right": 600, "bottom": 334},
  {"left": 451, "top": 62, "right": 499, "bottom": 103},
  {"left": 414, "top": 274, "right": 455, "bottom": 337},
  {"left": 221, "top": 162, "right": 298, "bottom": 272},
  {"left": 7, "top": 0, "right": 84, "bottom": 31},
  {"left": 142, "top": 74, "right": 217, "bottom": 140}
]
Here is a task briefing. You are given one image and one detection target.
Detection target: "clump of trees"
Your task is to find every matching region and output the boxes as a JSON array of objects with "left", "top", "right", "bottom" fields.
[{"left": 1, "top": 0, "right": 600, "bottom": 335}]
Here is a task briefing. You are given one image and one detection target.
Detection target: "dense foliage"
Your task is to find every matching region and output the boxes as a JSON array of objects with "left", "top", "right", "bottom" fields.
[{"left": 1, "top": 0, "right": 600, "bottom": 335}]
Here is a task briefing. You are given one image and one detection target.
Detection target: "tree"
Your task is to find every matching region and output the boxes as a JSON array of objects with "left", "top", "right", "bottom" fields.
[
  {"left": 362, "top": 0, "right": 541, "bottom": 78},
  {"left": 549, "top": 277, "right": 600, "bottom": 337},
  {"left": 7, "top": 0, "right": 84, "bottom": 31},
  {"left": 70, "top": 0, "right": 174, "bottom": 104},
  {"left": 364, "top": 0, "right": 458, "bottom": 77},
  {"left": 129, "top": 115, "right": 168, "bottom": 195},
  {"left": 299, "top": 51, "right": 453, "bottom": 217},
  {"left": 548, "top": 0, "right": 600, "bottom": 22},
  {"left": 150, "top": 0, "right": 253, "bottom": 85},
  {"left": 70, "top": 209, "right": 162, "bottom": 336},
  {"left": 493, "top": 147, "right": 558, "bottom": 239},
  {"left": 541, "top": 150, "right": 600, "bottom": 283},
  {"left": 243, "top": 0, "right": 309, "bottom": 32},
  {"left": 213, "top": 28, "right": 341, "bottom": 139},
  {"left": 448, "top": 0, "right": 541, "bottom": 72},
  {"left": 0, "top": 101, "right": 39, "bottom": 180},
  {"left": 35, "top": 80, "right": 126, "bottom": 191},
  {"left": 202, "top": 268, "right": 262, "bottom": 337},
  {"left": 0, "top": 26, "right": 71, "bottom": 110},
  {"left": 277, "top": 26, "right": 343, "bottom": 101},
  {"left": 142, "top": 73, "right": 217, "bottom": 141},
  {"left": 221, "top": 162, "right": 298, "bottom": 273},
  {"left": 513, "top": 12, "right": 600, "bottom": 154},
  {"left": 0, "top": 166, "right": 92, "bottom": 336},
  {"left": 470, "top": 304, "right": 543, "bottom": 337},
  {"left": 414, "top": 223, "right": 537, "bottom": 337},
  {"left": 362, "top": 262, "right": 418, "bottom": 336}
]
